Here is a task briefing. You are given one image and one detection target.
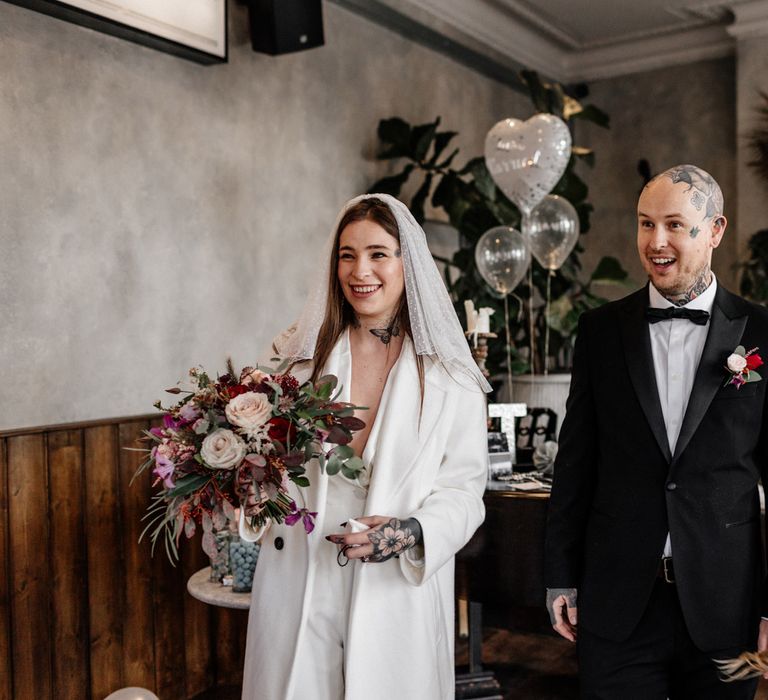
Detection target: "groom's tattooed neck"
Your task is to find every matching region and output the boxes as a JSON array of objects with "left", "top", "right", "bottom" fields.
[
  {"left": 370, "top": 316, "right": 401, "bottom": 345},
  {"left": 665, "top": 268, "right": 712, "bottom": 306},
  {"left": 366, "top": 517, "right": 422, "bottom": 562}
]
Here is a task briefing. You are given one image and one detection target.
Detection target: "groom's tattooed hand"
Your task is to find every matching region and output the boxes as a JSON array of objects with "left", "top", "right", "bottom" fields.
[
  {"left": 367, "top": 517, "right": 422, "bottom": 562},
  {"left": 546, "top": 587, "right": 577, "bottom": 627}
]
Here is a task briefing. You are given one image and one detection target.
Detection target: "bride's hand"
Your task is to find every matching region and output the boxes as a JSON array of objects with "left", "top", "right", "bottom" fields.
[{"left": 325, "top": 515, "right": 422, "bottom": 563}]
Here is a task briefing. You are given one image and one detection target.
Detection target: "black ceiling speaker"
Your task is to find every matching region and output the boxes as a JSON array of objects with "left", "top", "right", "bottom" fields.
[{"left": 249, "top": 0, "right": 324, "bottom": 55}]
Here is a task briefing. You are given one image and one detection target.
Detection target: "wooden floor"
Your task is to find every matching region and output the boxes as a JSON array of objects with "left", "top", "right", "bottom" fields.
[
  {"left": 195, "top": 627, "right": 768, "bottom": 699},
  {"left": 456, "top": 628, "right": 768, "bottom": 700}
]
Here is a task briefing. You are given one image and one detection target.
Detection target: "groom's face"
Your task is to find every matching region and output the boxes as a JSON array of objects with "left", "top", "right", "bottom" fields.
[{"left": 636, "top": 177, "right": 726, "bottom": 296}]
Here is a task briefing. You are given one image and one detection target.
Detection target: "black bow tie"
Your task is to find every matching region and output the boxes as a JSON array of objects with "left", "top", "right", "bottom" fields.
[{"left": 646, "top": 307, "right": 710, "bottom": 325}]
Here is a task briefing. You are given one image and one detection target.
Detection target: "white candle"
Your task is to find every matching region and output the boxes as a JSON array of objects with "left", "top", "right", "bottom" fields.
[
  {"left": 464, "top": 300, "right": 476, "bottom": 333},
  {"left": 476, "top": 307, "right": 493, "bottom": 334}
]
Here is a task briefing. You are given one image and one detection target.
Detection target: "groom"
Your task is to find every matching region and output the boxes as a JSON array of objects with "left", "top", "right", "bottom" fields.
[{"left": 544, "top": 164, "right": 768, "bottom": 698}]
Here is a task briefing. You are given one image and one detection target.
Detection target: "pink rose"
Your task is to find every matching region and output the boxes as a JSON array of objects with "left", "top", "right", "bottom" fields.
[{"left": 225, "top": 391, "right": 273, "bottom": 434}]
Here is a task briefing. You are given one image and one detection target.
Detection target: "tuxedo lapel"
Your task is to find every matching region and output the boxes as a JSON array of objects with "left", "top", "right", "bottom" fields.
[
  {"left": 671, "top": 287, "right": 748, "bottom": 463},
  {"left": 620, "top": 289, "right": 672, "bottom": 462}
]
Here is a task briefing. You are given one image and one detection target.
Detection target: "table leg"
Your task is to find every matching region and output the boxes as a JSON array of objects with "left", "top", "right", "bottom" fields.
[{"left": 455, "top": 601, "right": 503, "bottom": 700}]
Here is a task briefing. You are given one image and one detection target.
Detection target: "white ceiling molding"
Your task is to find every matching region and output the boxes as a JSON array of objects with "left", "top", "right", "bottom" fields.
[
  {"left": 374, "top": 0, "right": 768, "bottom": 83},
  {"left": 727, "top": 0, "right": 768, "bottom": 37},
  {"left": 564, "top": 25, "right": 735, "bottom": 82},
  {"left": 404, "top": 0, "right": 567, "bottom": 78}
]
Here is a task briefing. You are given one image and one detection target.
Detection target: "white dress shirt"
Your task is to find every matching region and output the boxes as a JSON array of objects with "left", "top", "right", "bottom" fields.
[{"left": 647, "top": 276, "right": 717, "bottom": 557}]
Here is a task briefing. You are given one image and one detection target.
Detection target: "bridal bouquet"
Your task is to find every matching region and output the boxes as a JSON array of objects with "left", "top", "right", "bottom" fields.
[{"left": 133, "top": 361, "right": 366, "bottom": 563}]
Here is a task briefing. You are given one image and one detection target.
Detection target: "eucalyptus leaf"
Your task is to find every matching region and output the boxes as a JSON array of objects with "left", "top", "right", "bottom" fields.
[
  {"left": 326, "top": 456, "right": 341, "bottom": 476},
  {"left": 333, "top": 445, "right": 355, "bottom": 460},
  {"left": 344, "top": 456, "right": 365, "bottom": 472},
  {"left": 341, "top": 464, "right": 358, "bottom": 480}
]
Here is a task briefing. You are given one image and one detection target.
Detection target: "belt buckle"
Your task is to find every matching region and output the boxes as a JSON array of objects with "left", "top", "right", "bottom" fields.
[{"left": 662, "top": 556, "right": 675, "bottom": 584}]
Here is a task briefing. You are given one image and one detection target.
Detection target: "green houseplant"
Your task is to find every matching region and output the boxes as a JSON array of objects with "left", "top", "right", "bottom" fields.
[
  {"left": 368, "top": 71, "right": 630, "bottom": 382},
  {"left": 739, "top": 93, "right": 768, "bottom": 304}
]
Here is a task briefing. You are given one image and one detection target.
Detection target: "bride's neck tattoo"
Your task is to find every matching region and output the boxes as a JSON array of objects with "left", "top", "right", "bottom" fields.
[
  {"left": 665, "top": 268, "right": 712, "bottom": 306},
  {"left": 370, "top": 316, "right": 401, "bottom": 345}
]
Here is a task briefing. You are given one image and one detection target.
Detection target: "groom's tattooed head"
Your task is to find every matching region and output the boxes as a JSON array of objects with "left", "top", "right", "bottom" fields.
[
  {"left": 637, "top": 164, "right": 726, "bottom": 304},
  {"left": 646, "top": 164, "right": 724, "bottom": 224}
]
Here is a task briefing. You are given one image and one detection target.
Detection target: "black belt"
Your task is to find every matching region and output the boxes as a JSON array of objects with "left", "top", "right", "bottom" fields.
[{"left": 657, "top": 556, "right": 675, "bottom": 584}]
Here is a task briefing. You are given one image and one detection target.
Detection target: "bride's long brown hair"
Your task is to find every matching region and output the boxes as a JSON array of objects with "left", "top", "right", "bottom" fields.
[{"left": 310, "top": 198, "right": 425, "bottom": 397}]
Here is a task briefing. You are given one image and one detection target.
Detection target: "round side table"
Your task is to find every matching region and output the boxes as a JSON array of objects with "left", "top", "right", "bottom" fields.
[{"left": 187, "top": 567, "right": 251, "bottom": 610}]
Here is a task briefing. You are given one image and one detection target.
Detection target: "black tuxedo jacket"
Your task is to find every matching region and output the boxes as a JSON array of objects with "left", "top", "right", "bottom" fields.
[{"left": 544, "top": 285, "right": 768, "bottom": 652}]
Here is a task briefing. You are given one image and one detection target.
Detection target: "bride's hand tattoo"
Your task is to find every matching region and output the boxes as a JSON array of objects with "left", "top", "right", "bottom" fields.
[{"left": 367, "top": 517, "right": 422, "bottom": 562}]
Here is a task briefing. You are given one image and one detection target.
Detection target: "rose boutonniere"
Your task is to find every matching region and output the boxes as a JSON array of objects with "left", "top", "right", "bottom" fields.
[{"left": 724, "top": 345, "right": 763, "bottom": 389}]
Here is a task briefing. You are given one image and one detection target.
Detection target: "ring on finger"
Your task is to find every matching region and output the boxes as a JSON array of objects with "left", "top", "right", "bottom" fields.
[{"left": 337, "top": 545, "right": 352, "bottom": 567}]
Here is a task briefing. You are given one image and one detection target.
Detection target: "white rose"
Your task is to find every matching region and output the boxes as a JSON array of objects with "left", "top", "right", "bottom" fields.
[
  {"left": 201, "top": 429, "right": 247, "bottom": 470},
  {"left": 727, "top": 353, "right": 747, "bottom": 373},
  {"left": 225, "top": 391, "right": 272, "bottom": 433}
]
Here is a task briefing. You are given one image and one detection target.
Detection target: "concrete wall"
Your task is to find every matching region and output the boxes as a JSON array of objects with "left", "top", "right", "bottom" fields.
[
  {"left": 576, "top": 57, "right": 738, "bottom": 295},
  {"left": 736, "top": 37, "right": 768, "bottom": 261},
  {"left": 0, "top": 1, "right": 530, "bottom": 430}
]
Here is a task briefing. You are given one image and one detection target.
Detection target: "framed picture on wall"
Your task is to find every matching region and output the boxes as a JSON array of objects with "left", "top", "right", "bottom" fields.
[{"left": 6, "top": 0, "right": 227, "bottom": 64}]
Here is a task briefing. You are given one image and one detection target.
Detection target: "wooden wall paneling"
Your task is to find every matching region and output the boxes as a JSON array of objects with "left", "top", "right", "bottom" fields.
[
  {"left": 48, "top": 429, "right": 91, "bottom": 698},
  {"left": 150, "top": 491, "right": 188, "bottom": 697},
  {"left": 151, "top": 546, "right": 188, "bottom": 697},
  {"left": 181, "top": 531, "right": 215, "bottom": 697},
  {"left": 7, "top": 434, "right": 53, "bottom": 700},
  {"left": 0, "top": 439, "right": 13, "bottom": 700},
  {"left": 117, "top": 420, "right": 157, "bottom": 691},
  {"left": 214, "top": 607, "right": 248, "bottom": 688},
  {"left": 84, "top": 425, "right": 126, "bottom": 698}
]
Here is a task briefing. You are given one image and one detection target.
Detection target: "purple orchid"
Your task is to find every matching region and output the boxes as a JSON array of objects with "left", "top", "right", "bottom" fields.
[
  {"left": 285, "top": 507, "right": 318, "bottom": 534},
  {"left": 163, "top": 414, "right": 181, "bottom": 430},
  {"left": 152, "top": 454, "right": 176, "bottom": 489}
]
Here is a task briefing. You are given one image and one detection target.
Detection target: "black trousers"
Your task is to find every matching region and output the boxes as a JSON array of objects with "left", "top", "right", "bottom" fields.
[{"left": 577, "top": 578, "right": 759, "bottom": 700}]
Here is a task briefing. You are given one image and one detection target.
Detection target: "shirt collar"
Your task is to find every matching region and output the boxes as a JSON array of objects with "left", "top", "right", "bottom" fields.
[{"left": 648, "top": 274, "right": 717, "bottom": 313}]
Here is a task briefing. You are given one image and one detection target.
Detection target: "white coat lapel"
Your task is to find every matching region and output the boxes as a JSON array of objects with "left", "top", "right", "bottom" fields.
[
  {"left": 364, "top": 342, "right": 446, "bottom": 515},
  {"left": 301, "top": 331, "right": 351, "bottom": 534}
]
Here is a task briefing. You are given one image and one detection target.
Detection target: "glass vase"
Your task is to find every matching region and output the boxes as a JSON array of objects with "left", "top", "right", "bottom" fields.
[
  {"left": 209, "top": 528, "right": 233, "bottom": 583},
  {"left": 229, "top": 535, "right": 261, "bottom": 593}
]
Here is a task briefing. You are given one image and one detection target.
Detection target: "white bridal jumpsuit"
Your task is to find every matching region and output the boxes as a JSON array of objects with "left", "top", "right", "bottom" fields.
[{"left": 241, "top": 330, "right": 488, "bottom": 700}]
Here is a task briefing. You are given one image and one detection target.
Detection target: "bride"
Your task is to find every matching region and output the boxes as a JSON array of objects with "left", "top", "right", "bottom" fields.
[{"left": 240, "top": 194, "right": 490, "bottom": 700}]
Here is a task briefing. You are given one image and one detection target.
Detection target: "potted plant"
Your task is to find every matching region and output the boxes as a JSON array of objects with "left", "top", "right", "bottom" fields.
[
  {"left": 368, "top": 71, "right": 631, "bottom": 407},
  {"left": 739, "top": 93, "right": 768, "bottom": 305}
]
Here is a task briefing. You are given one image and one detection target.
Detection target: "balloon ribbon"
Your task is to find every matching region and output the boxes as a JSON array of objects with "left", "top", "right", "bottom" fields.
[{"left": 504, "top": 293, "right": 513, "bottom": 402}]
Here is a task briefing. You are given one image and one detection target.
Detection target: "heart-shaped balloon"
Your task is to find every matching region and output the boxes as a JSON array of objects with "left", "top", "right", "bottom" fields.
[
  {"left": 475, "top": 226, "right": 531, "bottom": 296},
  {"left": 523, "top": 195, "right": 580, "bottom": 271},
  {"left": 484, "top": 114, "right": 572, "bottom": 215}
]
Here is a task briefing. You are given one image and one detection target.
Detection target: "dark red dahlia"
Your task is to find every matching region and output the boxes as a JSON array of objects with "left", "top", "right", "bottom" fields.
[
  {"left": 277, "top": 374, "right": 300, "bottom": 397},
  {"left": 224, "top": 384, "right": 250, "bottom": 399}
]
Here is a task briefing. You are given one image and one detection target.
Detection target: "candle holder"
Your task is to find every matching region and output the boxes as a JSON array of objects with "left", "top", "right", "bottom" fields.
[{"left": 465, "top": 331, "right": 498, "bottom": 378}]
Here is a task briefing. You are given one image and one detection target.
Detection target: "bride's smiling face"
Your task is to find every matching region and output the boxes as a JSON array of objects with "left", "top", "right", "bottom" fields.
[{"left": 337, "top": 218, "right": 405, "bottom": 323}]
